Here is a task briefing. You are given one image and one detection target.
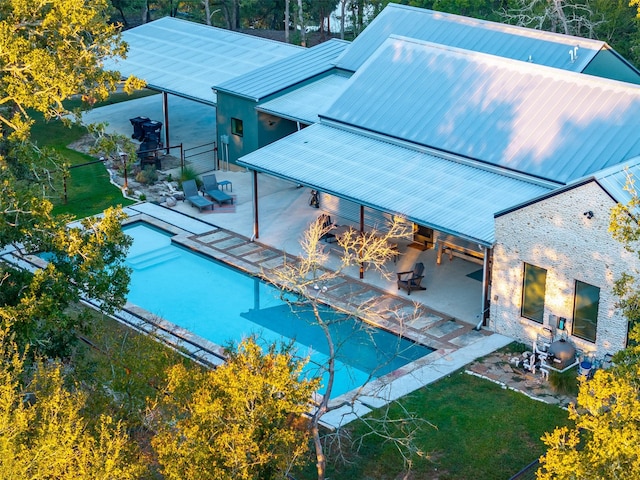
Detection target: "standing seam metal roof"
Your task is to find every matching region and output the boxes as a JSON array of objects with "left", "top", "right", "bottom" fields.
[
  {"left": 335, "top": 4, "right": 605, "bottom": 73},
  {"left": 256, "top": 73, "right": 351, "bottom": 124},
  {"left": 323, "top": 36, "right": 640, "bottom": 185},
  {"left": 214, "top": 39, "right": 350, "bottom": 101},
  {"left": 237, "top": 124, "right": 551, "bottom": 245},
  {"left": 102, "top": 17, "right": 302, "bottom": 105}
]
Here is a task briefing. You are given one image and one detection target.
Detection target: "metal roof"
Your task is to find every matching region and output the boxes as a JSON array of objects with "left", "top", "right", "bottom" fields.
[
  {"left": 237, "top": 124, "right": 551, "bottom": 246},
  {"left": 255, "top": 72, "right": 351, "bottom": 124},
  {"left": 335, "top": 4, "right": 605, "bottom": 73},
  {"left": 594, "top": 157, "right": 640, "bottom": 206},
  {"left": 323, "top": 36, "right": 640, "bottom": 185},
  {"left": 103, "top": 17, "right": 302, "bottom": 105},
  {"left": 215, "top": 39, "right": 349, "bottom": 101}
]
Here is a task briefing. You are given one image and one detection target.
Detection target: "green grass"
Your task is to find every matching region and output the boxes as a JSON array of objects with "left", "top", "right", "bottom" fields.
[
  {"left": 295, "top": 371, "right": 571, "bottom": 480},
  {"left": 27, "top": 91, "right": 158, "bottom": 218}
]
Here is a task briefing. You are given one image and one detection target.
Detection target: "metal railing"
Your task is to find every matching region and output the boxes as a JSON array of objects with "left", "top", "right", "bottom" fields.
[
  {"left": 182, "top": 141, "right": 217, "bottom": 174},
  {"left": 509, "top": 458, "right": 540, "bottom": 480}
]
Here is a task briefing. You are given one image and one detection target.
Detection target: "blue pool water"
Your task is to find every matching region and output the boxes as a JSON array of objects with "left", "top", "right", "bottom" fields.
[{"left": 123, "top": 223, "right": 433, "bottom": 398}]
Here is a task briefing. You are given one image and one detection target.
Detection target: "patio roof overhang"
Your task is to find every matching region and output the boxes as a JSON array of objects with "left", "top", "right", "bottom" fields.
[{"left": 237, "top": 123, "right": 554, "bottom": 247}]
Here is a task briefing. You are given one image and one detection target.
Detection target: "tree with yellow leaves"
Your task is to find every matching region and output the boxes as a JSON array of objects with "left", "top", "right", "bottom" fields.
[
  {"left": 0, "top": 329, "right": 146, "bottom": 479},
  {"left": 151, "top": 337, "right": 320, "bottom": 480}
]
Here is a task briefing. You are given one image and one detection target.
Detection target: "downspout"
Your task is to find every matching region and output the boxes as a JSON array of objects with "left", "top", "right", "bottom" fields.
[{"left": 251, "top": 170, "right": 259, "bottom": 241}]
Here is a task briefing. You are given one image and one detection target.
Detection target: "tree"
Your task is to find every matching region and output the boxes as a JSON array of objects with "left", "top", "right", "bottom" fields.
[
  {"left": 538, "top": 173, "right": 640, "bottom": 478},
  {"left": 269, "top": 216, "right": 428, "bottom": 480},
  {"left": 0, "top": 329, "right": 145, "bottom": 479},
  {"left": 0, "top": 0, "right": 143, "bottom": 357},
  {"left": 151, "top": 337, "right": 319, "bottom": 480}
]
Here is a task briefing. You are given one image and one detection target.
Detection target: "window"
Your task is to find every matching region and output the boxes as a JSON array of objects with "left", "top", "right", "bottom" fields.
[
  {"left": 521, "top": 263, "right": 547, "bottom": 323},
  {"left": 231, "top": 118, "right": 243, "bottom": 137},
  {"left": 572, "top": 281, "right": 600, "bottom": 343}
]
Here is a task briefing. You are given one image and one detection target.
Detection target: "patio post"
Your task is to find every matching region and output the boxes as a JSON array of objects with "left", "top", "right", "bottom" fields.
[
  {"left": 252, "top": 170, "right": 259, "bottom": 240},
  {"left": 359, "top": 205, "right": 364, "bottom": 279},
  {"left": 162, "top": 91, "right": 170, "bottom": 154}
]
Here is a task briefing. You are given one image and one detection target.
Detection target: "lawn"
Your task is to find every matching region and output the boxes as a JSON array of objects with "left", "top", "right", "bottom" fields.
[
  {"left": 29, "top": 90, "right": 158, "bottom": 218},
  {"left": 295, "top": 370, "right": 571, "bottom": 480}
]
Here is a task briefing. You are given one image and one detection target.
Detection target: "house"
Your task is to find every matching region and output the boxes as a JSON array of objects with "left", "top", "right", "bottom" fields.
[
  {"left": 236, "top": 8, "right": 640, "bottom": 360},
  {"left": 108, "top": 5, "right": 640, "bottom": 359}
]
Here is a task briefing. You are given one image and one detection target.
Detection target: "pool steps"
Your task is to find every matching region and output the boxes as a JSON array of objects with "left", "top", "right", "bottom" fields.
[{"left": 126, "top": 245, "right": 180, "bottom": 270}]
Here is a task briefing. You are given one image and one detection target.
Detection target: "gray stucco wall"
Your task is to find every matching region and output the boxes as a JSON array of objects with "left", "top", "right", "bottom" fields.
[{"left": 489, "top": 181, "right": 635, "bottom": 359}]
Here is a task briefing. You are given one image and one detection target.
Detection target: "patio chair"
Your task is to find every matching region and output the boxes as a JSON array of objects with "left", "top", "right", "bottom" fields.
[
  {"left": 202, "top": 174, "right": 233, "bottom": 206},
  {"left": 318, "top": 214, "right": 337, "bottom": 243},
  {"left": 182, "top": 179, "right": 214, "bottom": 212},
  {"left": 397, "top": 262, "right": 426, "bottom": 295}
]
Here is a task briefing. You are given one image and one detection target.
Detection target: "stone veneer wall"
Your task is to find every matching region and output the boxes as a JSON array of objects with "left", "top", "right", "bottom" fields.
[{"left": 489, "top": 181, "right": 636, "bottom": 358}]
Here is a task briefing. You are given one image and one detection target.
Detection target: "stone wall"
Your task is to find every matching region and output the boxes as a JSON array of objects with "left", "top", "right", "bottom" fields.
[{"left": 489, "top": 181, "right": 635, "bottom": 358}]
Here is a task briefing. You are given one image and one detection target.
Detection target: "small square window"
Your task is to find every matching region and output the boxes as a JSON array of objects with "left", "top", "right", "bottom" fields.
[{"left": 231, "top": 118, "right": 243, "bottom": 137}]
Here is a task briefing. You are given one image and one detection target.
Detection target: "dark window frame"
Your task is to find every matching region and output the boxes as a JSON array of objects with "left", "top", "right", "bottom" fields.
[
  {"left": 521, "top": 263, "right": 547, "bottom": 323},
  {"left": 572, "top": 280, "right": 600, "bottom": 343},
  {"left": 231, "top": 117, "right": 243, "bottom": 137}
]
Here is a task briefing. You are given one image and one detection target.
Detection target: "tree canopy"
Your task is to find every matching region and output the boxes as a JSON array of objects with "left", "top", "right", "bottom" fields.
[{"left": 151, "top": 337, "right": 319, "bottom": 480}]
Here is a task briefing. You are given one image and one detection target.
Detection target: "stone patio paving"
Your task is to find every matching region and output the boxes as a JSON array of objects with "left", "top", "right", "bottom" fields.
[{"left": 466, "top": 349, "right": 577, "bottom": 408}]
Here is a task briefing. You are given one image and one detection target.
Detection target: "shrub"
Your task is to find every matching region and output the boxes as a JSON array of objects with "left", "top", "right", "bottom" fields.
[
  {"left": 548, "top": 369, "right": 579, "bottom": 396},
  {"left": 135, "top": 165, "right": 158, "bottom": 185},
  {"left": 180, "top": 166, "right": 201, "bottom": 188}
]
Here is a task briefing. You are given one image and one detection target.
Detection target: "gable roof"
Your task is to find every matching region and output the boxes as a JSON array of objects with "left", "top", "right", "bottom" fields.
[
  {"left": 238, "top": 123, "right": 551, "bottom": 245},
  {"left": 214, "top": 39, "right": 349, "bottom": 101},
  {"left": 323, "top": 36, "right": 640, "bottom": 185},
  {"left": 103, "top": 17, "right": 302, "bottom": 105},
  {"left": 336, "top": 4, "right": 608, "bottom": 74}
]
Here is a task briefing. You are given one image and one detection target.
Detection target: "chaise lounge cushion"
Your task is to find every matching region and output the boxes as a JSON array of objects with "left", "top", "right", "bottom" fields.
[{"left": 202, "top": 174, "right": 233, "bottom": 206}]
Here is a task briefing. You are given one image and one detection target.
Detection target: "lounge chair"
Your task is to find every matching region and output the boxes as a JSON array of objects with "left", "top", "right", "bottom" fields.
[
  {"left": 318, "top": 214, "right": 337, "bottom": 243},
  {"left": 397, "top": 262, "right": 426, "bottom": 295},
  {"left": 202, "top": 174, "right": 233, "bottom": 206},
  {"left": 182, "top": 179, "right": 214, "bottom": 212}
]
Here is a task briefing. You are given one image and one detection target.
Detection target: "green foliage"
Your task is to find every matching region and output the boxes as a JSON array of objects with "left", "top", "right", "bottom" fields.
[
  {"left": 548, "top": 369, "right": 580, "bottom": 396},
  {"left": 0, "top": 0, "right": 143, "bottom": 140},
  {"left": 0, "top": 329, "right": 145, "bottom": 479},
  {"left": 151, "top": 337, "right": 319, "bottom": 480},
  {"left": 135, "top": 165, "right": 158, "bottom": 185},
  {"left": 179, "top": 165, "right": 201, "bottom": 187}
]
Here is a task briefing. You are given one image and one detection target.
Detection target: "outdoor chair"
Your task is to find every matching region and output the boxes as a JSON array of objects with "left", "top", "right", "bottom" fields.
[
  {"left": 182, "top": 179, "right": 214, "bottom": 212},
  {"left": 397, "top": 262, "right": 426, "bottom": 295},
  {"left": 318, "top": 214, "right": 337, "bottom": 243},
  {"left": 202, "top": 174, "right": 233, "bottom": 206}
]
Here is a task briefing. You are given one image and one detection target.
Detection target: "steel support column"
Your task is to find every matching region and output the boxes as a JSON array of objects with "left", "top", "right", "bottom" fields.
[{"left": 162, "top": 91, "right": 170, "bottom": 153}]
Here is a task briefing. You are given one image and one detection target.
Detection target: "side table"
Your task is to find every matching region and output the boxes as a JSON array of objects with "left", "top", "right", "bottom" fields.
[{"left": 218, "top": 180, "right": 232, "bottom": 192}]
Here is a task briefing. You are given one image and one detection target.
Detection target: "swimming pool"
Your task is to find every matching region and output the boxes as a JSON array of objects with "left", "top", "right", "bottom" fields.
[{"left": 123, "top": 223, "right": 433, "bottom": 398}]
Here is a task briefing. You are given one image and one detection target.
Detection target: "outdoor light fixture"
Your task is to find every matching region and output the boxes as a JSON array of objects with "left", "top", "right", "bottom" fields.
[{"left": 583, "top": 211, "right": 594, "bottom": 219}]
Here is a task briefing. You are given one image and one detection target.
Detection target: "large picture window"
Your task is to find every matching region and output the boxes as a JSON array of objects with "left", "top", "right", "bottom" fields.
[
  {"left": 521, "top": 263, "right": 547, "bottom": 323},
  {"left": 572, "top": 281, "right": 600, "bottom": 343},
  {"left": 231, "top": 117, "right": 243, "bottom": 137}
]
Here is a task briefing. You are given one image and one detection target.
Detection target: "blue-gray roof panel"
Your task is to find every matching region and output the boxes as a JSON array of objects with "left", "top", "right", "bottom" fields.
[
  {"left": 237, "top": 124, "right": 551, "bottom": 245},
  {"left": 256, "top": 73, "right": 351, "bottom": 124},
  {"left": 336, "top": 4, "right": 603, "bottom": 72},
  {"left": 103, "top": 17, "right": 302, "bottom": 104},
  {"left": 324, "top": 37, "right": 640, "bottom": 184},
  {"left": 214, "top": 39, "right": 350, "bottom": 101}
]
